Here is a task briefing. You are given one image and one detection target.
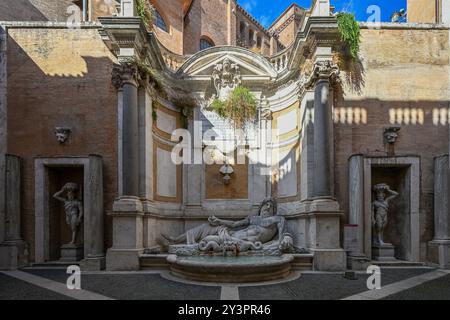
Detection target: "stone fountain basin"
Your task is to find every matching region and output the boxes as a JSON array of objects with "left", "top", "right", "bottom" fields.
[{"left": 167, "top": 254, "right": 294, "bottom": 283}]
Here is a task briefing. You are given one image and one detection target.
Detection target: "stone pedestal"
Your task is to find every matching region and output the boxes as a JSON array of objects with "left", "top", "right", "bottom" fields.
[
  {"left": 429, "top": 240, "right": 450, "bottom": 269},
  {"left": 0, "top": 240, "right": 28, "bottom": 270},
  {"left": 372, "top": 243, "right": 396, "bottom": 261},
  {"left": 300, "top": 198, "right": 347, "bottom": 271},
  {"left": 106, "top": 197, "right": 144, "bottom": 271},
  {"left": 60, "top": 244, "right": 84, "bottom": 262}
]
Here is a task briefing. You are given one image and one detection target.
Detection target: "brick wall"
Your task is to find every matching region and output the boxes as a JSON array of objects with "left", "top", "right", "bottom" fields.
[
  {"left": 6, "top": 27, "right": 118, "bottom": 260},
  {"left": 334, "top": 27, "right": 450, "bottom": 260}
]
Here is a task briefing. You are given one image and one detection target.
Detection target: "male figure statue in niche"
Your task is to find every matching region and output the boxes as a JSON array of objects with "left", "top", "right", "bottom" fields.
[
  {"left": 53, "top": 183, "right": 83, "bottom": 245},
  {"left": 372, "top": 183, "right": 398, "bottom": 245}
]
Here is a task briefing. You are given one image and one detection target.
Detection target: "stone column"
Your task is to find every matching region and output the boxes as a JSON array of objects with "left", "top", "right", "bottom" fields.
[
  {"left": 107, "top": 63, "right": 144, "bottom": 270},
  {"left": 311, "top": 60, "right": 339, "bottom": 198},
  {"left": 0, "top": 155, "right": 28, "bottom": 269},
  {"left": 80, "top": 155, "right": 105, "bottom": 270},
  {"left": 112, "top": 63, "right": 141, "bottom": 209},
  {"left": 429, "top": 155, "right": 450, "bottom": 269},
  {"left": 300, "top": 60, "right": 345, "bottom": 271}
]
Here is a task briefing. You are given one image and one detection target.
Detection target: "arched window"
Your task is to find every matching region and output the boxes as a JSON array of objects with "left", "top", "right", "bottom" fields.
[
  {"left": 154, "top": 9, "right": 168, "bottom": 32},
  {"left": 249, "top": 29, "right": 254, "bottom": 45},
  {"left": 200, "top": 37, "right": 215, "bottom": 51},
  {"left": 240, "top": 22, "right": 246, "bottom": 38}
]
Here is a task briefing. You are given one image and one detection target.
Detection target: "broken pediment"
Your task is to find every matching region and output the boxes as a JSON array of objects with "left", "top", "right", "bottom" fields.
[{"left": 176, "top": 47, "right": 278, "bottom": 82}]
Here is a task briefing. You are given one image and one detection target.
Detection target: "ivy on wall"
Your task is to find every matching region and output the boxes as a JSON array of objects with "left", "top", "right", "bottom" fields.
[
  {"left": 336, "top": 12, "right": 361, "bottom": 58},
  {"left": 207, "top": 86, "right": 257, "bottom": 129}
]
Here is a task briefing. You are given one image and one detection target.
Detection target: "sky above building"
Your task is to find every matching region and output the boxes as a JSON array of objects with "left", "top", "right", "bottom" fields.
[{"left": 238, "top": 0, "right": 407, "bottom": 28}]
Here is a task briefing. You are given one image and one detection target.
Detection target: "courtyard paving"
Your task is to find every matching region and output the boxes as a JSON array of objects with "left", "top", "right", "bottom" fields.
[{"left": 0, "top": 267, "right": 449, "bottom": 300}]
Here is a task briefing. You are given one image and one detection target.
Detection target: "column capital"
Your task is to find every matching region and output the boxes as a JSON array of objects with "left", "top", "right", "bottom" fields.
[
  {"left": 298, "top": 60, "right": 339, "bottom": 97},
  {"left": 112, "top": 63, "right": 140, "bottom": 89}
]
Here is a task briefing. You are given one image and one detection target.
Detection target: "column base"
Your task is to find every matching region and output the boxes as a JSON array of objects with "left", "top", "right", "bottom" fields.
[
  {"left": 79, "top": 254, "right": 106, "bottom": 271},
  {"left": 106, "top": 248, "right": 143, "bottom": 271},
  {"left": 0, "top": 240, "right": 28, "bottom": 270},
  {"left": 428, "top": 240, "right": 450, "bottom": 269},
  {"left": 312, "top": 248, "right": 346, "bottom": 271}
]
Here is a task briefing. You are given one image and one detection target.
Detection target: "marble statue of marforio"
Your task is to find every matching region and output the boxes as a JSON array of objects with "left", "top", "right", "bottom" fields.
[
  {"left": 53, "top": 182, "right": 83, "bottom": 245},
  {"left": 372, "top": 183, "right": 398, "bottom": 245},
  {"left": 162, "top": 198, "right": 295, "bottom": 255}
]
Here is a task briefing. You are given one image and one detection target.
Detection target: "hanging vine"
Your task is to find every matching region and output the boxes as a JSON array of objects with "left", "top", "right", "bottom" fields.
[
  {"left": 136, "top": 0, "right": 155, "bottom": 31},
  {"left": 336, "top": 12, "right": 361, "bottom": 59},
  {"left": 207, "top": 86, "right": 257, "bottom": 129}
]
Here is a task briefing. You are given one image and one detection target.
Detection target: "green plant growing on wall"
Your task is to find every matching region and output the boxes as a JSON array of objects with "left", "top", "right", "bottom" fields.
[
  {"left": 136, "top": 0, "right": 154, "bottom": 31},
  {"left": 152, "top": 104, "right": 158, "bottom": 122},
  {"left": 181, "top": 107, "right": 193, "bottom": 129},
  {"left": 126, "top": 57, "right": 166, "bottom": 97},
  {"left": 336, "top": 12, "right": 361, "bottom": 59},
  {"left": 207, "top": 86, "right": 257, "bottom": 129}
]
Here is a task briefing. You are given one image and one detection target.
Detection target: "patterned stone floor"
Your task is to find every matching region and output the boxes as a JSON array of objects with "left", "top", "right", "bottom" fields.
[{"left": 0, "top": 267, "right": 449, "bottom": 300}]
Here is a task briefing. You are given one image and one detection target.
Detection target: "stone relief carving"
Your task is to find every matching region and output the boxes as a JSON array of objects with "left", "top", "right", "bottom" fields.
[
  {"left": 211, "top": 58, "right": 242, "bottom": 101},
  {"left": 162, "top": 198, "right": 298, "bottom": 256},
  {"left": 54, "top": 127, "right": 71, "bottom": 144},
  {"left": 53, "top": 183, "right": 83, "bottom": 245},
  {"left": 372, "top": 183, "right": 398, "bottom": 245},
  {"left": 384, "top": 126, "right": 401, "bottom": 144},
  {"left": 219, "top": 163, "right": 234, "bottom": 185}
]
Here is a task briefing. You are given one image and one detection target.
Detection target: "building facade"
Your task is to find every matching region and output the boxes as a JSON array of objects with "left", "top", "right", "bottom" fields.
[{"left": 0, "top": 0, "right": 449, "bottom": 272}]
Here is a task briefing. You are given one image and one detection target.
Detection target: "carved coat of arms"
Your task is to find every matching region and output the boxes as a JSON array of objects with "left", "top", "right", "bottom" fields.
[{"left": 211, "top": 58, "right": 242, "bottom": 101}]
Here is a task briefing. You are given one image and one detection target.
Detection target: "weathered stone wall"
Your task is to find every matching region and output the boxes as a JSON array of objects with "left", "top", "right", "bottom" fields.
[
  {"left": 6, "top": 27, "right": 118, "bottom": 261},
  {"left": 408, "top": 0, "right": 438, "bottom": 23},
  {"left": 0, "top": 0, "right": 75, "bottom": 22},
  {"left": 335, "top": 27, "right": 450, "bottom": 260}
]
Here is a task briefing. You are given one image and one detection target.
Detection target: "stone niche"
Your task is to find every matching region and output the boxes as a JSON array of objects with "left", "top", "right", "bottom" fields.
[
  {"left": 47, "top": 167, "right": 84, "bottom": 261},
  {"left": 371, "top": 166, "right": 411, "bottom": 260},
  {"left": 35, "top": 156, "right": 104, "bottom": 269}
]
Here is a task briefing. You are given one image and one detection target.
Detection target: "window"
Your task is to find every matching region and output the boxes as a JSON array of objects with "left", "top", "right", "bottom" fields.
[
  {"left": 256, "top": 36, "right": 262, "bottom": 48},
  {"left": 154, "top": 9, "right": 168, "bottom": 32},
  {"left": 240, "top": 22, "right": 246, "bottom": 38},
  {"left": 200, "top": 37, "right": 215, "bottom": 51},
  {"left": 249, "top": 29, "right": 254, "bottom": 46}
]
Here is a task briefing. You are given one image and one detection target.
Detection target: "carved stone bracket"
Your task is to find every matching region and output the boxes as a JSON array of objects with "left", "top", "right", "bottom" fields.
[{"left": 111, "top": 63, "right": 140, "bottom": 89}]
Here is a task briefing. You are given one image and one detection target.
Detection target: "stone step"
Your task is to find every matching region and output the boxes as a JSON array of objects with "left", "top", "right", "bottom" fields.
[
  {"left": 29, "top": 260, "right": 80, "bottom": 268},
  {"left": 291, "top": 253, "right": 314, "bottom": 270},
  {"left": 370, "top": 260, "right": 426, "bottom": 267},
  {"left": 140, "top": 254, "right": 170, "bottom": 270},
  {"left": 139, "top": 253, "right": 315, "bottom": 271}
]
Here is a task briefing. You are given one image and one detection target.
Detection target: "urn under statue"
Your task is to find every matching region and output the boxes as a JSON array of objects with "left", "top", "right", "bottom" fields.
[
  {"left": 372, "top": 183, "right": 399, "bottom": 261},
  {"left": 53, "top": 182, "right": 84, "bottom": 262}
]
